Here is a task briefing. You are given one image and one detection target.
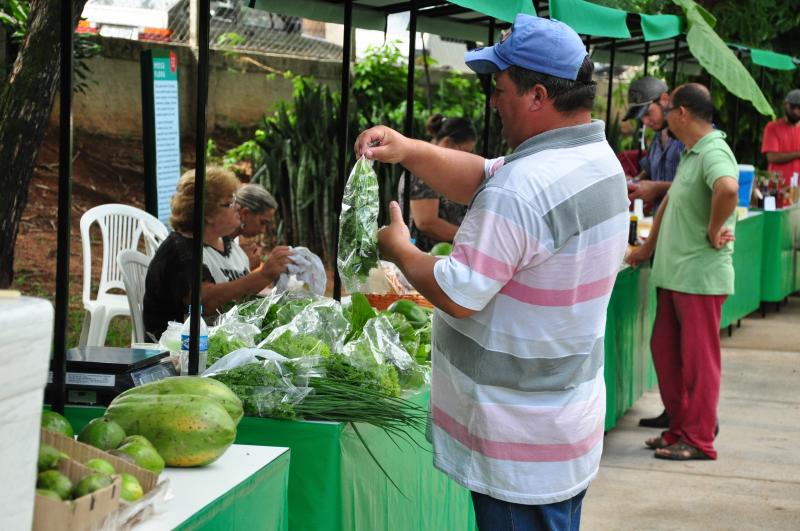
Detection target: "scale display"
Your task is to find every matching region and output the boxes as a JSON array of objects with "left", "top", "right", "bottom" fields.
[{"left": 47, "top": 346, "right": 176, "bottom": 406}]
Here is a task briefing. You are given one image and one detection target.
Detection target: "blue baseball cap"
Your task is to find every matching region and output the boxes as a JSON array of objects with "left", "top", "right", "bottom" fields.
[{"left": 464, "top": 15, "right": 587, "bottom": 81}]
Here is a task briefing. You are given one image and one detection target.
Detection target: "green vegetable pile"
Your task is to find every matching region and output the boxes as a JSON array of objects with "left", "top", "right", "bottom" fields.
[
  {"left": 207, "top": 331, "right": 248, "bottom": 366},
  {"left": 263, "top": 331, "right": 331, "bottom": 359},
  {"left": 337, "top": 157, "right": 380, "bottom": 292},
  {"left": 209, "top": 361, "right": 301, "bottom": 419}
]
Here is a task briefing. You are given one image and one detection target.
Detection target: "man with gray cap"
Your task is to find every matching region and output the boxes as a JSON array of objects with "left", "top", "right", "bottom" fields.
[
  {"left": 761, "top": 89, "right": 800, "bottom": 186},
  {"left": 624, "top": 76, "right": 684, "bottom": 430},
  {"left": 624, "top": 76, "right": 684, "bottom": 213},
  {"left": 354, "top": 14, "right": 629, "bottom": 530}
]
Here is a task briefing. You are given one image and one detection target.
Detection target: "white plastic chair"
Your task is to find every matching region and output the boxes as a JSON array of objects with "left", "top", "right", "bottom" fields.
[
  {"left": 117, "top": 250, "right": 151, "bottom": 344},
  {"left": 142, "top": 215, "right": 169, "bottom": 257},
  {"left": 79, "top": 204, "right": 167, "bottom": 346}
]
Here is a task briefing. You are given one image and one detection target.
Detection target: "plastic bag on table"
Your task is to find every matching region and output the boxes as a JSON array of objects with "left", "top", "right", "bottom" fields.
[
  {"left": 378, "top": 260, "right": 415, "bottom": 295},
  {"left": 202, "top": 348, "right": 310, "bottom": 419},
  {"left": 337, "top": 156, "right": 380, "bottom": 293},
  {"left": 342, "top": 314, "right": 415, "bottom": 371},
  {"left": 258, "top": 298, "right": 349, "bottom": 356},
  {"left": 275, "top": 246, "right": 327, "bottom": 296},
  {"left": 215, "top": 295, "right": 274, "bottom": 330},
  {"left": 206, "top": 319, "right": 261, "bottom": 366}
]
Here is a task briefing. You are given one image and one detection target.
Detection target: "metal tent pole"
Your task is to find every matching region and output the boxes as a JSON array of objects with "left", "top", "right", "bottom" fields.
[
  {"left": 189, "top": 0, "right": 210, "bottom": 375},
  {"left": 53, "top": 0, "right": 74, "bottom": 414},
  {"left": 332, "top": 0, "right": 353, "bottom": 301},
  {"left": 638, "top": 41, "right": 651, "bottom": 164},
  {"left": 605, "top": 39, "right": 616, "bottom": 139},
  {"left": 671, "top": 36, "right": 680, "bottom": 89},
  {"left": 402, "top": 1, "right": 417, "bottom": 223},
  {"left": 481, "top": 18, "right": 495, "bottom": 158},
  {"left": 753, "top": 67, "right": 764, "bottom": 166}
]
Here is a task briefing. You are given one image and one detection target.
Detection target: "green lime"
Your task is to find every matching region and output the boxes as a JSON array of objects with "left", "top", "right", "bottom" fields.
[
  {"left": 429, "top": 242, "right": 453, "bottom": 256},
  {"left": 38, "top": 443, "right": 67, "bottom": 472},
  {"left": 85, "top": 458, "right": 115, "bottom": 475},
  {"left": 120, "top": 435, "right": 156, "bottom": 450},
  {"left": 37, "top": 470, "right": 72, "bottom": 500},
  {"left": 114, "top": 442, "right": 165, "bottom": 475},
  {"left": 36, "top": 489, "right": 64, "bottom": 502},
  {"left": 120, "top": 473, "right": 144, "bottom": 502},
  {"left": 73, "top": 472, "right": 113, "bottom": 499},
  {"left": 41, "top": 411, "right": 74, "bottom": 438},
  {"left": 77, "top": 418, "right": 126, "bottom": 450}
]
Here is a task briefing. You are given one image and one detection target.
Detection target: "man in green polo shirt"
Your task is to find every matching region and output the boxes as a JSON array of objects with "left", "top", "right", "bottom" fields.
[{"left": 627, "top": 83, "right": 739, "bottom": 460}]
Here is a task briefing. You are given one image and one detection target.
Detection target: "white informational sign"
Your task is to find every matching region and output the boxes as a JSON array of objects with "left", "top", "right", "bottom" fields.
[{"left": 151, "top": 51, "right": 181, "bottom": 226}]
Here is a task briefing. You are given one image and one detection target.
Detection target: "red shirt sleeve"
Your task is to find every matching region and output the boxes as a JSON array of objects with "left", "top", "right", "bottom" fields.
[{"left": 761, "top": 121, "right": 781, "bottom": 154}]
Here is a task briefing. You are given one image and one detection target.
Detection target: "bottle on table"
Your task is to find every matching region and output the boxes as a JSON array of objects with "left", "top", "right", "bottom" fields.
[
  {"left": 180, "top": 305, "right": 208, "bottom": 375},
  {"left": 628, "top": 215, "right": 639, "bottom": 246}
]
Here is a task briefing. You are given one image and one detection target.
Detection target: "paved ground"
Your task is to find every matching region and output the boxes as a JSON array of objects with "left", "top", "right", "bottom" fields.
[{"left": 582, "top": 297, "right": 800, "bottom": 531}]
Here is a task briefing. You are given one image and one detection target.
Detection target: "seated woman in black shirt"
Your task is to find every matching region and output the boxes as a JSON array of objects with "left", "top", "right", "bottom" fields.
[
  {"left": 400, "top": 114, "right": 476, "bottom": 252},
  {"left": 143, "top": 167, "right": 292, "bottom": 340}
]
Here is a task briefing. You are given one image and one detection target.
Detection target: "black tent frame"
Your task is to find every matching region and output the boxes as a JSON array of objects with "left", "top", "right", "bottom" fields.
[{"left": 52, "top": 1, "right": 745, "bottom": 409}]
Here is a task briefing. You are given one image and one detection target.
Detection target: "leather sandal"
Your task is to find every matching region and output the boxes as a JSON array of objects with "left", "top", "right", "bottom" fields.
[
  {"left": 644, "top": 431, "right": 671, "bottom": 450},
  {"left": 654, "top": 441, "right": 712, "bottom": 461}
]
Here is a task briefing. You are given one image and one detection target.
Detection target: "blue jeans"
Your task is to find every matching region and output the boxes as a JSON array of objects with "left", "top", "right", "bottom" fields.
[{"left": 471, "top": 489, "right": 587, "bottom": 531}]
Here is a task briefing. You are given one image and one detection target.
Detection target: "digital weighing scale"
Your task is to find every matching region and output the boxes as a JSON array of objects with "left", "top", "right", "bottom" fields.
[{"left": 46, "top": 346, "right": 177, "bottom": 406}]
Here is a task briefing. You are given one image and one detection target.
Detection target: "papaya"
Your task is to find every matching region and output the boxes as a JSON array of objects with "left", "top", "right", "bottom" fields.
[
  {"left": 106, "top": 394, "right": 236, "bottom": 467},
  {"left": 116, "top": 376, "right": 243, "bottom": 425}
]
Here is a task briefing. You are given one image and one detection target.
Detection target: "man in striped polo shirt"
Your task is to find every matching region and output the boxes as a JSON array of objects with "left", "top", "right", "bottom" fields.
[{"left": 355, "top": 15, "right": 629, "bottom": 530}]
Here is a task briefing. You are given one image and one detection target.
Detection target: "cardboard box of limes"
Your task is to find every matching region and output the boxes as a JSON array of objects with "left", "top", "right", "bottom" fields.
[{"left": 34, "top": 429, "right": 159, "bottom": 531}]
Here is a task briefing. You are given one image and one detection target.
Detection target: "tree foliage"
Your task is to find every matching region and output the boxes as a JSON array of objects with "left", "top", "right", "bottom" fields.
[{"left": 0, "top": 0, "right": 89, "bottom": 288}]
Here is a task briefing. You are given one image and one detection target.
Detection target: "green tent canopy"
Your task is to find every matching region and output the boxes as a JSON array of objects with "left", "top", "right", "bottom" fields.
[
  {"left": 750, "top": 49, "right": 797, "bottom": 71},
  {"left": 548, "top": 0, "right": 630, "bottom": 39},
  {"left": 639, "top": 13, "right": 682, "bottom": 42},
  {"left": 446, "top": 0, "right": 537, "bottom": 23}
]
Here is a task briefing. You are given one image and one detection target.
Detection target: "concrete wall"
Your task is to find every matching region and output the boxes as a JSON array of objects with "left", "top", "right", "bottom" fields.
[{"left": 51, "top": 37, "right": 342, "bottom": 137}]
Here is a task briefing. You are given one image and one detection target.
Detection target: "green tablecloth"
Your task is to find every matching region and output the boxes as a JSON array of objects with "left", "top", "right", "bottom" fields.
[
  {"left": 720, "top": 213, "right": 765, "bottom": 328},
  {"left": 177, "top": 450, "right": 290, "bottom": 531},
  {"left": 236, "top": 391, "right": 476, "bottom": 531},
  {"left": 63, "top": 408, "right": 290, "bottom": 531},
  {"left": 603, "top": 265, "right": 657, "bottom": 430},
  {"left": 760, "top": 206, "right": 800, "bottom": 301}
]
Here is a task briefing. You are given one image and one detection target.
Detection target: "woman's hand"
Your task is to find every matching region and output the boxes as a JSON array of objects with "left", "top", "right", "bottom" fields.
[
  {"left": 257, "top": 246, "right": 293, "bottom": 283},
  {"left": 354, "top": 126, "right": 410, "bottom": 163}
]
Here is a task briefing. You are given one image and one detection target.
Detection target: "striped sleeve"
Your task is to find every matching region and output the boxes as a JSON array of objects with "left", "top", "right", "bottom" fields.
[{"left": 434, "top": 186, "right": 546, "bottom": 311}]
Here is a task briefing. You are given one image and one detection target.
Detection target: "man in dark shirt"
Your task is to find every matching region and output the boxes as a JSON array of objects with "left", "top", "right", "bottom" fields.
[
  {"left": 624, "top": 76, "right": 684, "bottom": 429},
  {"left": 625, "top": 76, "right": 684, "bottom": 214}
]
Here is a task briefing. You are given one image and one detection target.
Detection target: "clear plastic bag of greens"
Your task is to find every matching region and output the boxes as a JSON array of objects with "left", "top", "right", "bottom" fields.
[
  {"left": 203, "top": 349, "right": 310, "bottom": 419},
  {"left": 206, "top": 321, "right": 260, "bottom": 366},
  {"left": 258, "top": 298, "right": 349, "bottom": 355},
  {"left": 342, "top": 315, "right": 415, "bottom": 371},
  {"left": 216, "top": 296, "right": 273, "bottom": 330},
  {"left": 338, "top": 156, "right": 380, "bottom": 293}
]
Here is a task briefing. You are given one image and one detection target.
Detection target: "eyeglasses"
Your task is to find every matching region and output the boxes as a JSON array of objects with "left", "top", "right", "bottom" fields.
[
  {"left": 218, "top": 193, "right": 238, "bottom": 210},
  {"left": 661, "top": 104, "right": 675, "bottom": 116}
]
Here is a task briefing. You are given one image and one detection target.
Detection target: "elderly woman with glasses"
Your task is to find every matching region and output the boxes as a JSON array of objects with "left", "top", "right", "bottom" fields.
[
  {"left": 231, "top": 183, "right": 279, "bottom": 269},
  {"left": 143, "top": 166, "right": 292, "bottom": 340}
]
